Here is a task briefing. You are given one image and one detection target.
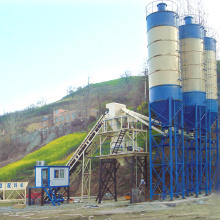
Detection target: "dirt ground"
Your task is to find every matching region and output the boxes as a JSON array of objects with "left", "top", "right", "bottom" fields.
[{"left": 0, "top": 194, "right": 219, "bottom": 220}]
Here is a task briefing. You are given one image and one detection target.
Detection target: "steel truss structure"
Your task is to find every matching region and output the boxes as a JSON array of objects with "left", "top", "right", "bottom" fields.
[
  {"left": 28, "top": 186, "right": 70, "bottom": 206},
  {"left": 184, "top": 105, "right": 207, "bottom": 197},
  {"left": 149, "top": 99, "right": 219, "bottom": 201},
  {"left": 149, "top": 98, "right": 184, "bottom": 201},
  {"left": 97, "top": 155, "right": 148, "bottom": 203},
  {"left": 208, "top": 112, "right": 219, "bottom": 193}
]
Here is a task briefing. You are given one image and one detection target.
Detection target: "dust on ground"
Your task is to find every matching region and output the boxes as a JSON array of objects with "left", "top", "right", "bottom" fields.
[{"left": 0, "top": 194, "right": 219, "bottom": 220}]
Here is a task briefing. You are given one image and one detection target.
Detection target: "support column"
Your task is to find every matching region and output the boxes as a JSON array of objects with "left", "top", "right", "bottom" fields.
[
  {"left": 41, "top": 188, "right": 44, "bottom": 206},
  {"left": 208, "top": 111, "right": 211, "bottom": 194},
  {"left": 216, "top": 115, "right": 219, "bottom": 191},
  {"left": 205, "top": 109, "right": 208, "bottom": 196},
  {"left": 28, "top": 188, "right": 31, "bottom": 206},
  {"left": 195, "top": 105, "right": 199, "bottom": 197},
  {"left": 130, "top": 156, "right": 135, "bottom": 203},
  {"left": 98, "top": 159, "right": 103, "bottom": 204},
  {"left": 67, "top": 187, "right": 70, "bottom": 203},
  {"left": 149, "top": 102, "right": 153, "bottom": 201},
  {"left": 181, "top": 103, "right": 185, "bottom": 199},
  {"left": 144, "top": 156, "right": 148, "bottom": 188},
  {"left": 114, "top": 159, "right": 117, "bottom": 202},
  {"left": 169, "top": 98, "right": 173, "bottom": 201}
]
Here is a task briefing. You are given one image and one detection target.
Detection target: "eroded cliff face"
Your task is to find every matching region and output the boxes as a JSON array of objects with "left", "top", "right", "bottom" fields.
[{"left": 0, "top": 121, "right": 87, "bottom": 168}]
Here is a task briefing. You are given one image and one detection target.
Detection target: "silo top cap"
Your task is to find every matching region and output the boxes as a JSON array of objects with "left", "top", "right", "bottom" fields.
[
  {"left": 184, "top": 16, "right": 193, "bottom": 25},
  {"left": 157, "top": 3, "right": 167, "bottom": 11}
]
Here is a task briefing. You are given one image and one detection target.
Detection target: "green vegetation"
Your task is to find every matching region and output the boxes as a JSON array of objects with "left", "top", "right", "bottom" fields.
[
  {"left": 62, "top": 76, "right": 143, "bottom": 101},
  {"left": 48, "top": 154, "right": 73, "bottom": 166},
  {"left": 0, "top": 132, "right": 86, "bottom": 181}
]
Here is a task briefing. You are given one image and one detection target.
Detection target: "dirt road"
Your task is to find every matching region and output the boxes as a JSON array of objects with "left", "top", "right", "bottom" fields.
[{"left": 0, "top": 194, "right": 219, "bottom": 220}]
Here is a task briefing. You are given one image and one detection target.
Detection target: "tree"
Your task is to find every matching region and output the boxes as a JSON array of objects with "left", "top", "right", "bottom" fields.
[
  {"left": 3, "top": 112, "right": 23, "bottom": 147},
  {"left": 73, "top": 76, "right": 93, "bottom": 120},
  {"left": 120, "top": 70, "right": 132, "bottom": 92},
  {"left": 36, "top": 97, "right": 47, "bottom": 107},
  {"left": 66, "top": 86, "right": 76, "bottom": 96},
  {"left": 142, "top": 59, "right": 148, "bottom": 102},
  {"left": 176, "top": 0, "right": 208, "bottom": 27}
]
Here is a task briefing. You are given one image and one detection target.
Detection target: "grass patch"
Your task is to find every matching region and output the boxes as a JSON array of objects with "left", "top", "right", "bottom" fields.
[{"left": 0, "top": 132, "right": 86, "bottom": 181}]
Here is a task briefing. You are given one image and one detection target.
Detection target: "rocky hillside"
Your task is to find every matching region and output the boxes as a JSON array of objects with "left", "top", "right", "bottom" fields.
[{"left": 0, "top": 75, "right": 147, "bottom": 167}]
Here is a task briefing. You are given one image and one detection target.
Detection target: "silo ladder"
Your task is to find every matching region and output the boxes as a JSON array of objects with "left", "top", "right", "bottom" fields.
[{"left": 112, "top": 129, "right": 126, "bottom": 154}]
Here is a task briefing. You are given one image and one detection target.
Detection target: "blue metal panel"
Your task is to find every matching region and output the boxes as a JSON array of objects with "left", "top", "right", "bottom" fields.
[
  {"left": 184, "top": 16, "right": 193, "bottom": 25},
  {"left": 179, "top": 16, "right": 204, "bottom": 40},
  {"left": 204, "top": 37, "right": 216, "bottom": 51},
  {"left": 183, "top": 92, "right": 206, "bottom": 107},
  {"left": 146, "top": 11, "right": 178, "bottom": 31},
  {"left": 157, "top": 3, "right": 167, "bottom": 11},
  {"left": 149, "top": 85, "right": 182, "bottom": 126},
  {"left": 206, "top": 99, "right": 218, "bottom": 113},
  {"left": 183, "top": 92, "right": 206, "bottom": 129},
  {"left": 149, "top": 85, "right": 182, "bottom": 103}
]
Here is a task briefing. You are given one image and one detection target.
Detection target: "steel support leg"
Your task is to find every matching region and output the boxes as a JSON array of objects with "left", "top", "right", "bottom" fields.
[
  {"left": 169, "top": 98, "right": 173, "bottom": 201},
  {"left": 98, "top": 159, "right": 103, "bottom": 204},
  {"left": 28, "top": 188, "right": 31, "bottom": 206},
  {"left": 195, "top": 105, "right": 199, "bottom": 197},
  {"left": 149, "top": 103, "right": 153, "bottom": 201},
  {"left": 114, "top": 159, "right": 117, "bottom": 202},
  {"left": 41, "top": 188, "right": 44, "bottom": 206}
]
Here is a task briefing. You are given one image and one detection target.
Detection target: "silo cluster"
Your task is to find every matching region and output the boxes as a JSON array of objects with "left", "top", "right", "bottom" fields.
[{"left": 146, "top": 0, "right": 219, "bottom": 200}]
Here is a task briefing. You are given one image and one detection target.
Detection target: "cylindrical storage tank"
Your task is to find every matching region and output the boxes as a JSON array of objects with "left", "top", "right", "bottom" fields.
[
  {"left": 146, "top": 1, "right": 181, "bottom": 126},
  {"left": 179, "top": 16, "right": 206, "bottom": 129},
  {"left": 204, "top": 37, "right": 218, "bottom": 124}
]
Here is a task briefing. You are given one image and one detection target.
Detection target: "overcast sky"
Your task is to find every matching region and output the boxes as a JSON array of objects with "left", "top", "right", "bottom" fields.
[{"left": 0, "top": 0, "right": 219, "bottom": 115}]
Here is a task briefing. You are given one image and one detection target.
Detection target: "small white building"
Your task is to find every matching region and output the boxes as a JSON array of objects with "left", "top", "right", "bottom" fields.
[{"left": 35, "top": 165, "right": 70, "bottom": 188}]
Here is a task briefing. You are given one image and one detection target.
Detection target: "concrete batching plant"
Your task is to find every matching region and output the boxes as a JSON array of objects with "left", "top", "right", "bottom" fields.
[{"left": 146, "top": 0, "right": 219, "bottom": 200}]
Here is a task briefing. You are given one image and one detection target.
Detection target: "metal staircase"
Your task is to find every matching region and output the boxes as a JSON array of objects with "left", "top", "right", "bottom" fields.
[
  {"left": 66, "top": 113, "right": 106, "bottom": 173},
  {"left": 112, "top": 129, "right": 126, "bottom": 154},
  {"left": 44, "top": 186, "right": 63, "bottom": 206}
]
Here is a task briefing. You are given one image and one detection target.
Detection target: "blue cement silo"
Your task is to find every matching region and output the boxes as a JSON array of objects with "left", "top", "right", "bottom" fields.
[
  {"left": 204, "top": 37, "right": 218, "bottom": 124},
  {"left": 179, "top": 16, "right": 206, "bottom": 130},
  {"left": 204, "top": 36, "right": 219, "bottom": 193},
  {"left": 147, "top": 2, "right": 182, "bottom": 126},
  {"left": 146, "top": 1, "right": 184, "bottom": 201}
]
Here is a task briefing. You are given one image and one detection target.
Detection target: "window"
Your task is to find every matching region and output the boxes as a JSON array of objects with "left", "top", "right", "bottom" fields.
[
  {"left": 72, "top": 113, "right": 75, "bottom": 119},
  {"left": 55, "top": 117, "right": 58, "bottom": 123},
  {"left": 54, "top": 170, "right": 59, "bottom": 178},
  {"left": 66, "top": 115, "right": 69, "bottom": 120},
  {"left": 54, "top": 169, "right": 64, "bottom": 178},
  {"left": 61, "top": 116, "right": 64, "bottom": 121},
  {"left": 60, "top": 169, "right": 64, "bottom": 178},
  {"left": 42, "top": 169, "right": 48, "bottom": 180}
]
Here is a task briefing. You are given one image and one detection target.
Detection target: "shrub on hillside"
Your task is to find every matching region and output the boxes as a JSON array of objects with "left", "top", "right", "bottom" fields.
[{"left": 0, "top": 132, "right": 86, "bottom": 182}]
